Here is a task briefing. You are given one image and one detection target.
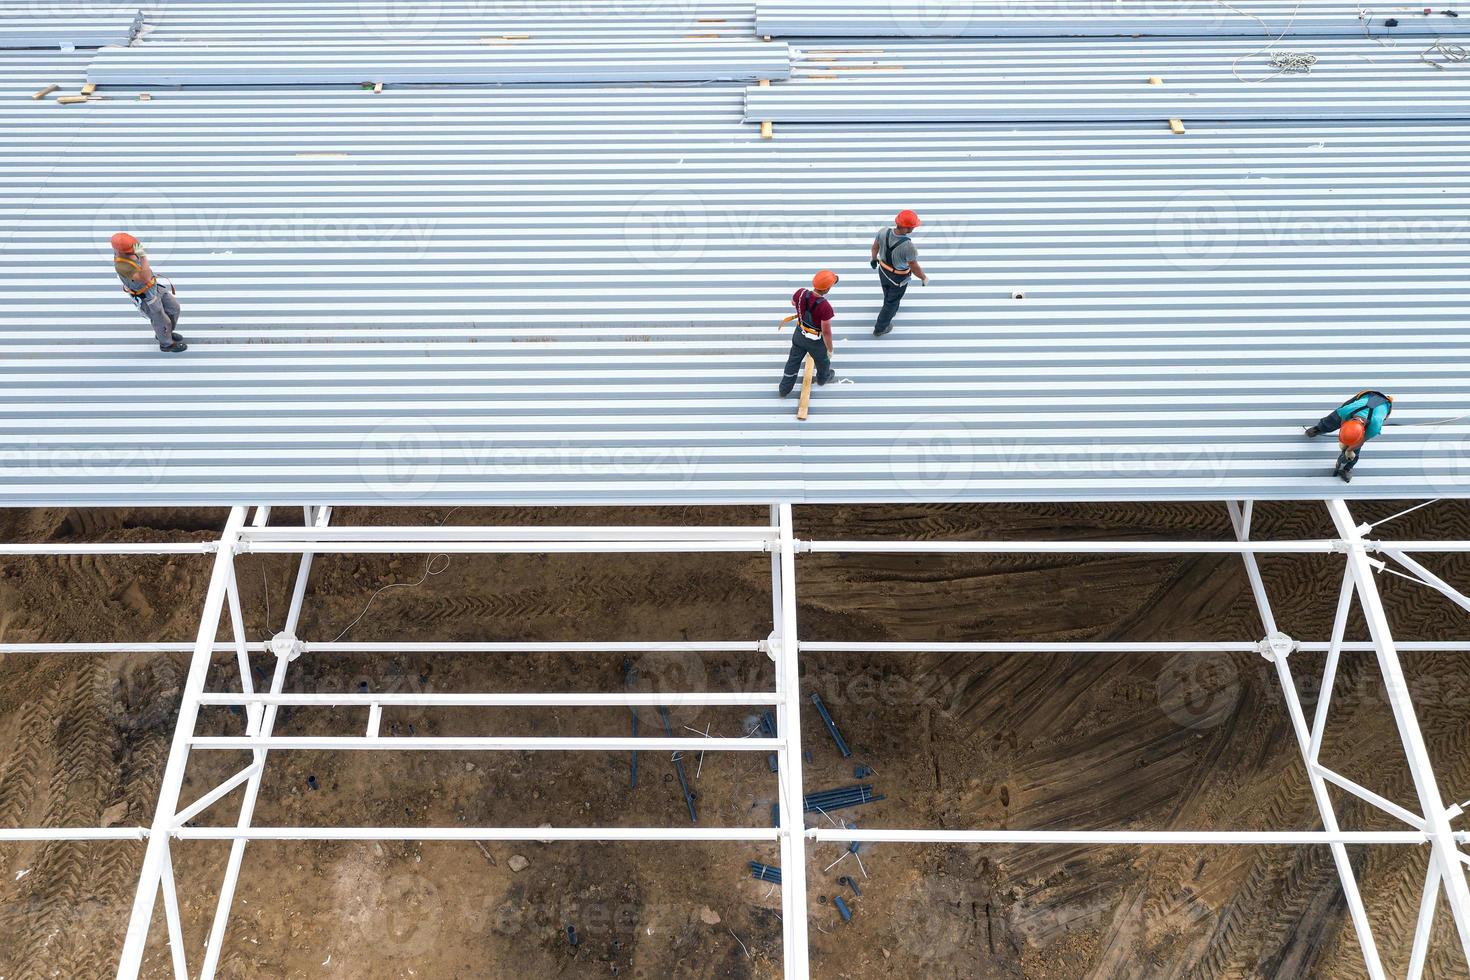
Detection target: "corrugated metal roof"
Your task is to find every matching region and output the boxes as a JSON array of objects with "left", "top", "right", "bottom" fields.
[
  {"left": 88, "top": 39, "right": 792, "bottom": 86},
  {"left": 747, "top": 38, "right": 1470, "bottom": 121},
  {"left": 757, "top": 0, "right": 1470, "bottom": 37},
  {"left": 0, "top": 11, "right": 140, "bottom": 50},
  {"left": 134, "top": 1, "right": 756, "bottom": 43},
  {"left": 3, "top": 59, "right": 1469, "bottom": 504}
]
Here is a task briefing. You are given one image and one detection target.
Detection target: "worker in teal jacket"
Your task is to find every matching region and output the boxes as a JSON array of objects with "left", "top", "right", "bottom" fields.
[{"left": 1304, "top": 390, "right": 1392, "bottom": 482}]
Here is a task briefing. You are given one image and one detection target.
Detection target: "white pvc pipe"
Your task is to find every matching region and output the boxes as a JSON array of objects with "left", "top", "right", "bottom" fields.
[
  {"left": 189, "top": 735, "right": 781, "bottom": 752},
  {"left": 174, "top": 826, "right": 780, "bottom": 842},
  {"left": 809, "top": 829, "right": 1428, "bottom": 845},
  {"left": 805, "top": 539, "right": 1344, "bottom": 554},
  {"left": 1311, "top": 762, "right": 1426, "bottom": 831},
  {"left": 196, "top": 692, "right": 781, "bottom": 707},
  {"left": 0, "top": 543, "right": 217, "bottom": 555},
  {"left": 774, "top": 502, "right": 811, "bottom": 979},
  {"left": 241, "top": 525, "right": 776, "bottom": 541},
  {"left": 240, "top": 540, "right": 772, "bottom": 554},
  {"left": 0, "top": 828, "right": 148, "bottom": 841}
]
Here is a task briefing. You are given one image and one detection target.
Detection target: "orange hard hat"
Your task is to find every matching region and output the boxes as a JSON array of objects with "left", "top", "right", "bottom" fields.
[
  {"left": 1339, "top": 417, "right": 1367, "bottom": 449},
  {"left": 111, "top": 232, "right": 138, "bottom": 254},
  {"left": 895, "top": 209, "right": 921, "bottom": 229},
  {"left": 812, "top": 269, "right": 839, "bottom": 291}
]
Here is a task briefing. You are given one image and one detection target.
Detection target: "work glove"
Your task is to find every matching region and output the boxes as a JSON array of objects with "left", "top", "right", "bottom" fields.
[{"left": 869, "top": 259, "right": 878, "bottom": 269}]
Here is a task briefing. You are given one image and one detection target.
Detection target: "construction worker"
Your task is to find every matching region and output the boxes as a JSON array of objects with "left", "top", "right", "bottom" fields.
[
  {"left": 111, "top": 232, "right": 185, "bottom": 352},
  {"left": 1304, "top": 390, "right": 1393, "bottom": 482},
  {"left": 778, "top": 270, "right": 838, "bottom": 397},
  {"left": 869, "top": 209, "right": 928, "bottom": 337}
]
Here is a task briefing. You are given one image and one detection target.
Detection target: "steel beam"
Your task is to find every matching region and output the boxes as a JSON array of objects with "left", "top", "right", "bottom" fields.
[
  {"left": 774, "top": 503, "right": 811, "bottom": 979},
  {"left": 1228, "top": 500, "right": 1387, "bottom": 979},
  {"left": 117, "top": 506, "right": 247, "bottom": 980},
  {"left": 1329, "top": 499, "right": 1470, "bottom": 967},
  {"left": 198, "top": 506, "right": 330, "bottom": 980}
]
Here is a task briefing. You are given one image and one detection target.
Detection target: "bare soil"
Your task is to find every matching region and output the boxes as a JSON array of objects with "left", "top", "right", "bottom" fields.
[{"left": 0, "top": 502, "right": 1467, "bottom": 979}]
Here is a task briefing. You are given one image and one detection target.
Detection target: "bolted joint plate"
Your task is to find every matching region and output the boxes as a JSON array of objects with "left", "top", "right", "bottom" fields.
[
  {"left": 269, "top": 634, "right": 303, "bottom": 661},
  {"left": 1257, "top": 631, "right": 1296, "bottom": 662},
  {"left": 764, "top": 631, "right": 780, "bottom": 663}
]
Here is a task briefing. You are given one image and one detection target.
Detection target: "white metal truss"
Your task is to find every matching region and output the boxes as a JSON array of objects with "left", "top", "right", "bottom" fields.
[{"left": 0, "top": 499, "right": 1467, "bottom": 979}]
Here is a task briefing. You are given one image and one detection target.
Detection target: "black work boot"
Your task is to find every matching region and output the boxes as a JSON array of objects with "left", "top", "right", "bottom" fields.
[
  {"left": 1304, "top": 425, "right": 1322, "bottom": 438},
  {"left": 160, "top": 341, "right": 187, "bottom": 353}
]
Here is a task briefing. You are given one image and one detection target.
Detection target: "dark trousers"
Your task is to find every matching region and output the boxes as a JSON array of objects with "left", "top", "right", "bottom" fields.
[
  {"left": 873, "top": 269, "right": 910, "bottom": 334},
  {"left": 778, "top": 335, "right": 833, "bottom": 395}
]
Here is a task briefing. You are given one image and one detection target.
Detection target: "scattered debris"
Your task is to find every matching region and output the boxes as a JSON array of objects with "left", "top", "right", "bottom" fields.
[
  {"left": 508, "top": 854, "right": 530, "bottom": 873},
  {"left": 699, "top": 906, "right": 721, "bottom": 925},
  {"left": 749, "top": 861, "right": 782, "bottom": 884},
  {"left": 803, "top": 784, "right": 883, "bottom": 813},
  {"left": 810, "top": 693, "right": 851, "bottom": 758},
  {"left": 834, "top": 895, "right": 853, "bottom": 922}
]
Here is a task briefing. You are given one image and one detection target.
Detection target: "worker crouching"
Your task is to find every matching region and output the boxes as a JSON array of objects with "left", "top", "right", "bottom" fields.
[
  {"left": 111, "top": 232, "right": 185, "bottom": 352},
  {"left": 1304, "top": 390, "right": 1393, "bottom": 482},
  {"left": 779, "top": 270, "right": 838, "bottom": 397}
]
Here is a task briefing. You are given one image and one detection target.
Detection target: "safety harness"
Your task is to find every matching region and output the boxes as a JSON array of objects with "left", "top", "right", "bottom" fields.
[
  {"left": 876, "top": 229, "right": 912, "bottom": 277},
  {"left": 794, "top": 288, "right": 825, "bottom": 340},
  {"left": 114, "top": 254, "right": 157, "bottom": 297}
]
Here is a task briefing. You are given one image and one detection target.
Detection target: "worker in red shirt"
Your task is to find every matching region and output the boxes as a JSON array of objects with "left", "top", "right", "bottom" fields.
[{"left": 778, "top": 270, "right": 838, "bottom": 397}]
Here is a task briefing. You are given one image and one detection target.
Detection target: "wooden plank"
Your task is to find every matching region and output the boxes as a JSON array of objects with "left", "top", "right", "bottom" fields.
[
  {"left": 31, "top": 84, "right": 58, "bottom": 100},
  {"left": 796, "top": 354, "right": 815, "bottom": 421}
]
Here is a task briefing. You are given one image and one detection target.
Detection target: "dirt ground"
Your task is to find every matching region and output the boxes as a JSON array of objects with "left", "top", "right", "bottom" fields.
[{"left": 0, "top": 502, "right": 1467, "bottom": 979}]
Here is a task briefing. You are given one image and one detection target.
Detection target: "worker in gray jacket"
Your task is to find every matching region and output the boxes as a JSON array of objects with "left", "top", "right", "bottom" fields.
[
  {"left": 111, "top": 232, "right": 185, "bottom": 352},
  {"left": 869, "top": 209, "right": 929, "bottom": 336}
]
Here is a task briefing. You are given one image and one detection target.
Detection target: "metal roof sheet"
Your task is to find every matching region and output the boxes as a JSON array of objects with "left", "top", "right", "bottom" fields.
[
  {"left": 3, "top": 0, "right": 1470, "bottom": 507},
  {"left": 133, "top": 1, "right": 757, "bottom": 43},
  {"left": 3, "top": 58, "right": 1469, "bottom": 504},
  {"left": 0, "top": 11, "right": 140, "bottom": 50},
  {"left": 756, "top": 0, "right": 1470, "bottom": 37},
  {"left": 748, "top": 38, "right": 1470, "bottom": 121},
  {"left": 88, "top": 39, "right": 793, "bottom": 86}
]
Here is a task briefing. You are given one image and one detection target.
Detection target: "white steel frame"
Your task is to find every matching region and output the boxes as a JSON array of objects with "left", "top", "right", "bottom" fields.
[{"left": 0, "top": 499, "right": 1468, "bottom": 979}]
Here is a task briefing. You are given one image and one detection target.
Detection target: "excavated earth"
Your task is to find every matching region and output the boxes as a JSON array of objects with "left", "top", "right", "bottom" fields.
[{"left": 0, "top": 502, "right": 1467, "bottom": 979}]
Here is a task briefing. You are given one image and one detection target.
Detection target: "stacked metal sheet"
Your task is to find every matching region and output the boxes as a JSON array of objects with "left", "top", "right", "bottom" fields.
[
  {"left": 2, "top": 70, "right": 1468, "bottom": 504},
  {"left": 757, "top": 0, "right": 1470, "bottom": 37},
  {"left": 0, "top": 11, "right": 141, "bottom": 50},
  {"left": 747, "top": 38, "right": 1470, "bottom": 122},
  {"left": 135, "top": 0, "right": 756, "bottom": 43},
  {"left": 87, "top": 39, "right": 793, "bottom": 86}
]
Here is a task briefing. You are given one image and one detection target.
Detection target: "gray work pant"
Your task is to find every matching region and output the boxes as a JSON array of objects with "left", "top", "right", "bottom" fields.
[{"left": 136, "top": 287, "right": 180, "bottom": 346}]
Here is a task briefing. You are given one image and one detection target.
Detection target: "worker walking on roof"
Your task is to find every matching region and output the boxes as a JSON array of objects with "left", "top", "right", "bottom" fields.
[
  {"left": 111, "top": 232, "right": 185, "bottom": 353},
  {"left": 778, "top": 270, "right": 838, "bottom": 397},
  {"left": 1304, "top": 390, "right": 1393, "bottom": 483},
  {"left": 869, "top": 209, "right": 928, "bottom": 337}
]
